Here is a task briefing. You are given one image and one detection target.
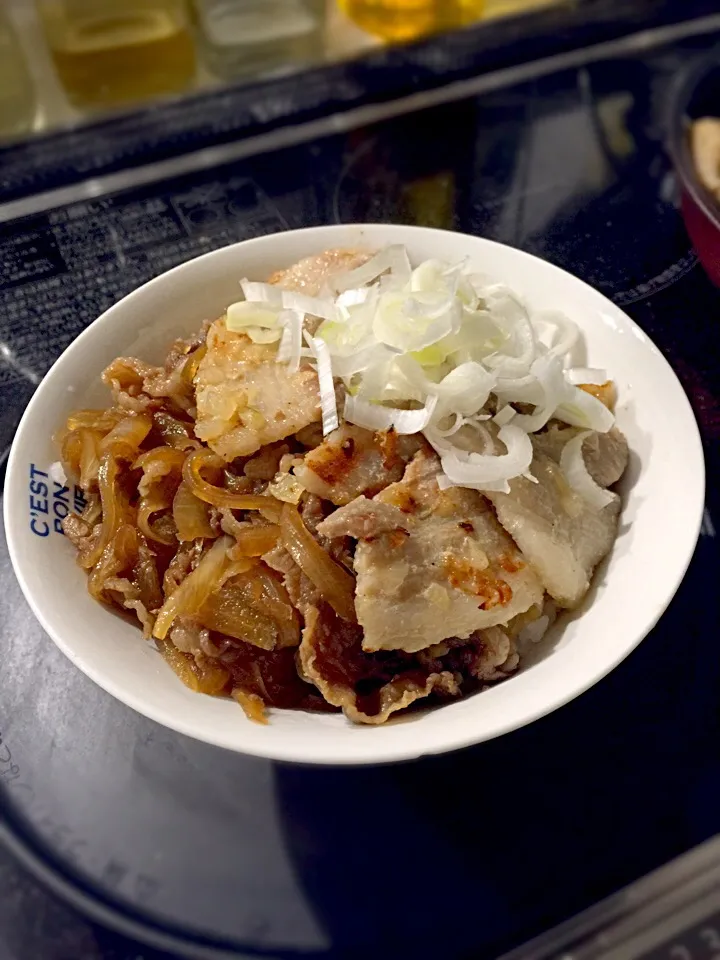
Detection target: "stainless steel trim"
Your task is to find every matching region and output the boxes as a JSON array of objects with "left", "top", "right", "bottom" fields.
[{"left": 499, "top": 835, "right": 720, "bottom": 960}]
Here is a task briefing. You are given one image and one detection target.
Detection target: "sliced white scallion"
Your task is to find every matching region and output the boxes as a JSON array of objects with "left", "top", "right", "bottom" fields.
[
  {"left": 331, "top": 344, "right": 392, "bottom": 380},
  {"left": 226, "top": 300, "right": 281, "bottom": 333},
  {"left": 559, "top": 431, "right": 618, "bottom": 510},
  {"left": 373, "top": 289, "right": 461, "bottom": 353},
  {"left": 433, "top": 413, "right": 467, "bottom": 438},
  {"left": 410, "top": 260, "right": 449, "bottom": 293},
  {"left": 344, "top": 393, "right": 438, "bottom": 435},
  {"left": 276, "top": 310, "right": 303, "bottom": 374},
  {"left": 493, "top": 405, "right": 516, "bottom": 427},
  {"left": 332, "top": 245, "right": 411, "bottom": 293},
  {"left": 306, "top": 334, "right": 338, "bottom": 436},
  {"left": 280, "top": 290, "right": 337, "bottom": 322},
  {"left": 240, "top": 279, "right": 283, "bottom": 308},
  {"left": 427, "top": 424, "right": 533, "bottom": 490},
  {"left": 396, "top": 357, "right": 495, "bottom": 419},
  {"left": 240, "top": 280, "right": 337, "bottom": 322},
  {"left": 336, "top": 287, "right": 370, "bottom": 313},
  {"left": 540, "top": 311, "right": 579, "bottom": 360},
  {"left": 435, "top": 362, "right": 495, "bottom": 417},
  {"left": 234, "top": 245, "right": 620, "bottom": 495},
  {"left": 555, "top": 387, "right": 615, "bottom": 433},
  {"left": 484, "top": 295, "right": 537, "bottom": 379},
  {"left": 510, "top": 355, "right": 572, "bottom": 433}
]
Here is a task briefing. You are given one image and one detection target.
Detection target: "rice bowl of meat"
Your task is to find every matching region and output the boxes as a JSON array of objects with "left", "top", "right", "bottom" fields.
[{"left": 4, "top": 224, "right": 704, "bottom": 764}]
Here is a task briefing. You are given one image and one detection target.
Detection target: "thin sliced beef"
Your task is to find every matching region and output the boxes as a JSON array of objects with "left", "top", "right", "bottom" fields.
[
  {"left": 225, "top": 639, "right": 333, "bottom": 715},
  {"left": 262, "top": 544, "right": 320, "bottom": 617},
  {"left": 163, "top": 539, "right": 204, "bottom": 596},
  {"left": 102, "top": 357, "right": 192, "bottom": 414},
  {"left": 299, "top": 603, "right": 460, "bottom": 725},
  {"left": 300, "top": 604, "right": 520, "bottom": 725},
  {"left": 62, "top": 514, "right": 97, "bottom": 553},
  {"left": 421, "top": 627, "right": 520, "bottom": 684}
]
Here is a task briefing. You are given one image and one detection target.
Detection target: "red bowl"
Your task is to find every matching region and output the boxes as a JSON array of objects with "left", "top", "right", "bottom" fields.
[{"left": 669, "top": 48, "right": 720, "bottom": 287}]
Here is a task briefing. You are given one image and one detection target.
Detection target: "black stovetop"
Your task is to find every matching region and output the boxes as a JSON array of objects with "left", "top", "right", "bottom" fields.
[{"left": 2, "top": 11, "right": 720, "bottom": 960}]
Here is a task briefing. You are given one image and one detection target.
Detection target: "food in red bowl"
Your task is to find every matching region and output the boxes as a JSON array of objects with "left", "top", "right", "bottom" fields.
[{"left": 669, "top": 48, "right": 720, "bottom": 287}]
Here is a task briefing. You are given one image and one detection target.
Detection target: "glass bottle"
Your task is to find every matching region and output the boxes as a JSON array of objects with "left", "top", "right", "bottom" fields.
[
  {"left": 191, "top": 0, "right": 327, "bottom": 80},
  {"left": 483, "top": 0, "right": 557, "bottom": 18},
  {"left": 0, "top": 7, "right": 36, "bottom": 139},
  {"left": 337, "top": 0, "right": 485, "bottom": 42},
  {"left": 36, "top": 0, "right": 196, "bottom": 109}
]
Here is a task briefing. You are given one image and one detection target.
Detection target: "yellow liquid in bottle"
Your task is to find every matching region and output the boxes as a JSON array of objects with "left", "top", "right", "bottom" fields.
[
  {"left": 0, "top": 9, "right": 36, "bottom": 138},
  {"left": 338, "top": 0, "right": 485, "bottom": 42},
  {"left": 38, "top": 1, "right": 195, "bottom": 109},
  {"left": 483, "top": 0, "right": 558, "bottom": 18}
]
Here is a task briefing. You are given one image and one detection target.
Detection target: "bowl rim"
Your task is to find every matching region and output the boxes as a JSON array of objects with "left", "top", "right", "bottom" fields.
[
  {"left": 667, "top": 43, "right": 720, "bottom": 227},
  {"left": 3, "top": 224, "right": 706, "bottom": 764}
]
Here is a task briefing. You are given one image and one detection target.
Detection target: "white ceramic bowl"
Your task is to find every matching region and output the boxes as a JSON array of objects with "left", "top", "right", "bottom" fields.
[{"left": 4, "top": 225, "right": 705, "bottom": 765}]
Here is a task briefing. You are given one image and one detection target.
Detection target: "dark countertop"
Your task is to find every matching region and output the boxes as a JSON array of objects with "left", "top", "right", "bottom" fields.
[{"left": 0, "top": 844, "right": 156, "bottom": 960}]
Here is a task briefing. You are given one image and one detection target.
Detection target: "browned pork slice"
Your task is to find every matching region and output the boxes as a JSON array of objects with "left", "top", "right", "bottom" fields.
[
  {"left": 342, "top": 450, "right": 544, "bottom": 653},
  {"left": 267, "top": 248, "right": 371, "bottom": 295},
  {"left": 533, "top": 423, "right": 629, "bottom": 489},
  {"left": 194, "top": 320, "right": 320, "bottom": 460},
  {"left": 486, "top": 447, "right": 621, "bottom": 609},
  {"left": 316, "top": 496, "right": 411, "bottom": 540},
  {"left": 193, "top": 249, "right": 373, "bottom": 461},
  {"left": 296, "top": 424, "right": 424, "bottom": 506}
]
